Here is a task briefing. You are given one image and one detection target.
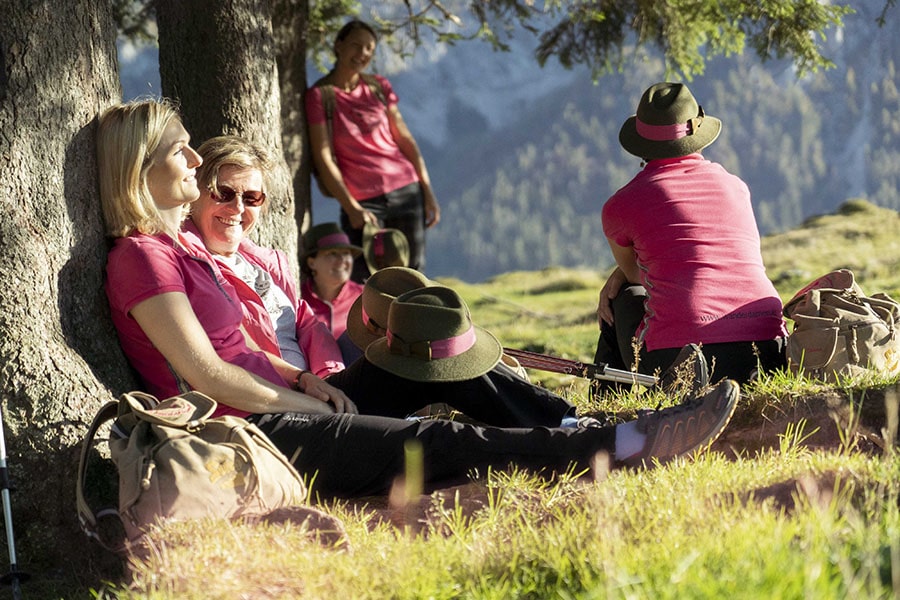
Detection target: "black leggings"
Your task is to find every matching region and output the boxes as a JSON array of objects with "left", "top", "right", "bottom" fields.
[
  {"left": 249, "top": 412, "right": 616, "bottom": 498},
  {"left": 595, "top": 284, "right": 786, "bottom": 385},
  {"left": 341, "top": 181, "right": 425, "bottom": 282}
]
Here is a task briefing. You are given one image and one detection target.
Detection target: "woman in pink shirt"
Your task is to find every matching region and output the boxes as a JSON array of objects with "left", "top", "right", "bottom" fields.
[
  {"left": 299, "top": 222, "right": 364, "bottom": 343},
  {"left": 595, "top": 82, "right": 787, "bottom": 386},
  {"left": 305, "top": 19, "right": 439, "bottom": 282}
]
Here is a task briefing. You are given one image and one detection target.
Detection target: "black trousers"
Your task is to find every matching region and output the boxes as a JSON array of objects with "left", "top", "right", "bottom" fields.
[
  {"left": 325, "top": 358, "right": 575, "bottom": 428},
  {"left": 249, "top": 411, "right": 616, "bottom": 498},
  {"left": 594, "top": 284, "right": 786, "bottom": 385},
  {"left": 341, "top": 181, "right": 425, "bottom": 283}
]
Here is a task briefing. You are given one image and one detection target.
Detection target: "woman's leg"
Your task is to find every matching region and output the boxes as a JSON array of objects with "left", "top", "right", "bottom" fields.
[
  {"left": 641, "top": 338, "right": 787, "bottom": 385},
  {"left": 327, "top": 358, "right": 574, "bottom": 428},
  {"left": 381, "top": 182, "right": 425, "bottom": 273},
  {"left": 339, "top": 196, "right": 390, "bottom": 283},
  {"left": 250, "top": 412, "right": 616, "bottom": 498}
]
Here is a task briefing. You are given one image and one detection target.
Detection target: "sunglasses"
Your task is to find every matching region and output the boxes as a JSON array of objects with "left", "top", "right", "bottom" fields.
[{"left": 210, "top": 186, "right": 267, "bottom": 207}]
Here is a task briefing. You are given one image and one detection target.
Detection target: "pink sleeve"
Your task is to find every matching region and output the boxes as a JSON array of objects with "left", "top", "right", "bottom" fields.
[
  {"left": 305, "top": 86, "right": 325, "bottom": 126},
  {"left": 601, "top": 194, "right": 632, "bottom": 248},
  {"left": 374, "top": 75, "right": 399, "bottom": 107},
  {"left": 106, "top": 237, "right": 185, "bottom": 315},
  {"left": 296, "top": 300, "right": 345, "bottom": 376}
]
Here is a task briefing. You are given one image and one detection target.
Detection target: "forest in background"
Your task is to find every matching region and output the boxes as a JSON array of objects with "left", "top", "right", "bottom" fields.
[{"left": 415, "top": 6, "right": 900, "bottom": 282}]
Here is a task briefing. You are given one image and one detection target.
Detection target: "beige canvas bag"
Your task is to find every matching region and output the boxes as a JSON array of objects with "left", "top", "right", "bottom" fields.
[
  {"left": 784, "top": 269, "right": 900, "bottom": 382},
  {"left": 77, "top": 391, "right": 308, "bottom": 549}
]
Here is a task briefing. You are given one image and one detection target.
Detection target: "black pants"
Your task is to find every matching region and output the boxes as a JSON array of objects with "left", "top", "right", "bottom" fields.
[
  {"left": 249, "top": 411, "right": 616, "bottom": 498},
  {"left": 594, "top": 284, "right": 786, "bottom": 385},
  {"left": 341, "top": 181, "right": 425, "bottom": 283},
  {"left": 326, "top": 358, "right": 575, "bottom": 428}
]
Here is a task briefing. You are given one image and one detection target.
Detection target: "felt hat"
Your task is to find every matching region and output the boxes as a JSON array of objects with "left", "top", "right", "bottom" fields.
[
  {"left": 346, "top": 266, "right": 432, "bottom": 351},
  {"left": 366, "top": 285, "right": 502, "bottom": 382},
  {"left": 301, "top": 222, "right": 362, "bottom": 262},
  {"left": 362, "top": 223, "right": 410, "bottom": 273},
  {"left": 618, "top": 82, "right": 722, "bottom": 160}
]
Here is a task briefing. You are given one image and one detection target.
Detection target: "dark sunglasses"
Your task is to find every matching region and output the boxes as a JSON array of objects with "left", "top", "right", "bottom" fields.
[{"left": 210, "top": 186, "right": 267, "bottom": 207}]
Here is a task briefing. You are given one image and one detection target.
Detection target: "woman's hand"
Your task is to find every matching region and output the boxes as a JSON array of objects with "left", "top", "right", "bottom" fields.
[
  {"left": 346, "top": 202, "right": 378, "bottom": 230},
  {"left": 298, "top": 372, "right": 358, "bottom": 414},
  {"left": 597, "top": 267, "right": 627, "bottom": 326},
  {"left": 423, "top": 188, "right": 440, "bottom": 228}
]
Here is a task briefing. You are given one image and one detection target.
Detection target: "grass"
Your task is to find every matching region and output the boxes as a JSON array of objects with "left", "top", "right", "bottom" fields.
[{"left": 83, "top": 199, "right": 900, "bottom": 599}]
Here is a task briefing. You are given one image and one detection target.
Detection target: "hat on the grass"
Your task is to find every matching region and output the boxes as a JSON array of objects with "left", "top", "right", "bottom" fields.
[
  {"left": 346, "top": 266, "right": 432, "bottom": 351},
  {"left": 362, "top": 223, "right": 410, "bottom": 273},
  {"left": 618, "top": 82, "right": 721, "bottom": 160},
  {"left": 366, "top": 285, "right": 502, "bottom": 382},
  {"left": 301, "top": 222, "right": 362, "bottom": 262}
]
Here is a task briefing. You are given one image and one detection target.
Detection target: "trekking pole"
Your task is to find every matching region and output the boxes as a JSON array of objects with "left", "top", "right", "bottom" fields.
[
  {"left": 0, "top": 405, "right": 28, "bottom": 600},
  {"left": 503, "top": 348, "right": 658, "bottom": 387}
]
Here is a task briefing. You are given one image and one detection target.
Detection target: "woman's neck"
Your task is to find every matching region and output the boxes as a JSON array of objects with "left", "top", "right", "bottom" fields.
[
  {"left": 312, "top": 278, "right": 345, "bottom": 302},
  {"left": 159, "top": 206, "right": 184, "bottom": 239},
  {"left": 328, "top": 66, "right": 361, "bottom": 92}
]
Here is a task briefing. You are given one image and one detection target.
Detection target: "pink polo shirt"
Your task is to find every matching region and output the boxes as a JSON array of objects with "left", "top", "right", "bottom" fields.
[
  {"left": 602, "top": 154, "right": 786, "bottom": 351},
  {"left": 305, "top": 74, "right": 419, "bottom": 200},
  {"left": 300, "top": 277, "right": 363, "bottom": 340},
  {"left": 105, "top": 231, "right": 287, "bottom": 417}
]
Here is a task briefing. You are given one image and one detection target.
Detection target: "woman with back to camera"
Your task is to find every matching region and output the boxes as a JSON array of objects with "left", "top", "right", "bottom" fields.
[
  {"left": 306, "top": 19, "right": 439, "bottom": 282},
  {"left": 97, "top": 98, "right": 739, "bottom": 498},
  {"left": 595, "top": 82, "right": 787, "bottom": 387}
]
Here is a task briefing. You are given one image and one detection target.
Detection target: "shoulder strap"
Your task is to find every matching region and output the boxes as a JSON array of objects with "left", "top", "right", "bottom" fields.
[
  {"left": 310, "top": 77, "right": 337, "bottom": 158},
  {"left": 75, "top": 400, "right": 122, "bottom": 545},
  {"left": 360, "top": 73, "right": 388, "bottom": 107}
]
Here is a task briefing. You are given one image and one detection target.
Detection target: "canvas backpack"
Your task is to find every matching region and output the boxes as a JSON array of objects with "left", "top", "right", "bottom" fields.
[
  {"left": 76, "top": 391, "right": 309, "bottom": 551},
  {"left": 783, "top": 269, "right": 900, "bottom": 382},
  {"left": 309, "top": 73, "right": 388, "bottom": 197}
]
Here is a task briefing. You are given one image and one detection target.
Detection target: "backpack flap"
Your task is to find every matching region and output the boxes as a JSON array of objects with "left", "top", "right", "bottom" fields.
[
  {"left": 784, "top": 268, "right": 858, "bottom": 318},
  {"left": 120, "top": 391, "right": 217, "bottom": 428}
]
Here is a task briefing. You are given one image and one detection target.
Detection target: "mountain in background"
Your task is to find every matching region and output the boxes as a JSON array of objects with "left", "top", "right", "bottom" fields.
[{"left": 119, "top": 4, "right": 900, "bottom": 282}]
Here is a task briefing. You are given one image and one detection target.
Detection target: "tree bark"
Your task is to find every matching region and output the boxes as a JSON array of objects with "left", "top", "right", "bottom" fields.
[
  {"left": 156, "top": 0, "right": 301, "bottom": 277},
  {"left": 273, "top": 0, "right": 312, "bottom": 238},
  {"left": 0, "top": 0, "right": 132, "bottom": 580}
]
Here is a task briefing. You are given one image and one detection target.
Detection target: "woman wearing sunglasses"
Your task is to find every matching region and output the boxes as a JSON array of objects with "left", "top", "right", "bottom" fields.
[{"left": 181, "top": 136, "right": 347, "bottom": 403}]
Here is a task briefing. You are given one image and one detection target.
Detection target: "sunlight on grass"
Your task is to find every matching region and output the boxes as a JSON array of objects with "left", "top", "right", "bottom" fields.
[{"left": 100, "top": 217, "right": 900, "bottom": 598}]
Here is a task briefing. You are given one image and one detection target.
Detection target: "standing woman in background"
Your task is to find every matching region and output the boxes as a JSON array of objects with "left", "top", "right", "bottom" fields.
[{"left": 305, "top": 19, "right": 440, "bottom": 282}]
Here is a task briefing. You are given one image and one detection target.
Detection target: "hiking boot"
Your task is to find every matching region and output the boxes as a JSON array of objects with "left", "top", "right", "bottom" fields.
[
  {"left": 659, "top": 343, "right": 709, "bottom": 400},
  {"left": 620, "top": 379, "right": 739, "bottom": 468}
]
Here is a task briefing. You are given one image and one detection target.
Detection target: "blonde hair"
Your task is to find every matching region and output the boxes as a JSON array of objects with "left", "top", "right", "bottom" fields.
[
  {"left": 195, "top": 135, "right": 274, "bottom": 200},
  {"left": 96, "top": 98, "right": 185, "bottom": 237}
]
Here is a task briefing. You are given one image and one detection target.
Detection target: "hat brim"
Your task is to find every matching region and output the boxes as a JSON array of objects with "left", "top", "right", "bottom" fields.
[
  {"left": 345, "top": 295, "right": 382, "bottom": 351},
  {"left": 619, "top": 115, "right": 722, "bottom": 159},
  {"left": 300, "top": 243, "right": 363, "bottom": 263},
  {"left": 365, "top": 326, "right": 503, "bottom": 382}
]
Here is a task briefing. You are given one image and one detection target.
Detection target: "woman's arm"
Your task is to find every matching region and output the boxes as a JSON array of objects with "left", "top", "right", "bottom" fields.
[
  {"left": 387, "top": 105, "right": 441, "bottom": 228},
  {"left": 597, "top": 238, "right": 642, "bottom": 326},
  {"left": 130, "top": 292, "right": 357, "bottom": 414},
  {"left": 308, "top": 118, "right": 375, "bottom": 229}
]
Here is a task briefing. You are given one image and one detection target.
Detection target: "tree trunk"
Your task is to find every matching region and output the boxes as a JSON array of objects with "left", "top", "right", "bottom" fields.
[
  {"left": 156, "top": 0, "right": 301, "bottom": 278},
  {"left": 0, "top": 0, "right": 133, "bottom": 582},
  {"left": 273, "top": 0, "right": 312, "bottom": 238}
]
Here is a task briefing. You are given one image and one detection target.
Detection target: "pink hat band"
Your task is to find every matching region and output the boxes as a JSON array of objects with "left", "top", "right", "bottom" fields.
[
  {"left": 317, "top": 232, "right": 352, "bottom": 248},
  {"left": 361, "top": 306, "right": 386, "bottom": 335},
  {"left": 635, "top": 117, "right": 696, "bottom": 141},
  {"left": 387, "top": 325, "right": 476, "bottom": 360}
]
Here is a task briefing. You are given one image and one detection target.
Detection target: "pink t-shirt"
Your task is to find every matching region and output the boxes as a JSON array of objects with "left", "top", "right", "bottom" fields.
[
  {"left": 105, "top": 231, "right": 288, "bottom": 418},
  {"left": 300, "top": 277, "right": 363, "bottom": 340},
  {"left": 305, "top": 74, "right": 419, "bottom": 200},
  {"left": 602, "top": 154, "right": 786, "bottom": 351}
]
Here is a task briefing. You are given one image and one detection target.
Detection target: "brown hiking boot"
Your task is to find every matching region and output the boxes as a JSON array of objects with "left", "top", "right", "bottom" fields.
[{"left": 620, "top": 379, "right": 739, "bottom": 468}]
